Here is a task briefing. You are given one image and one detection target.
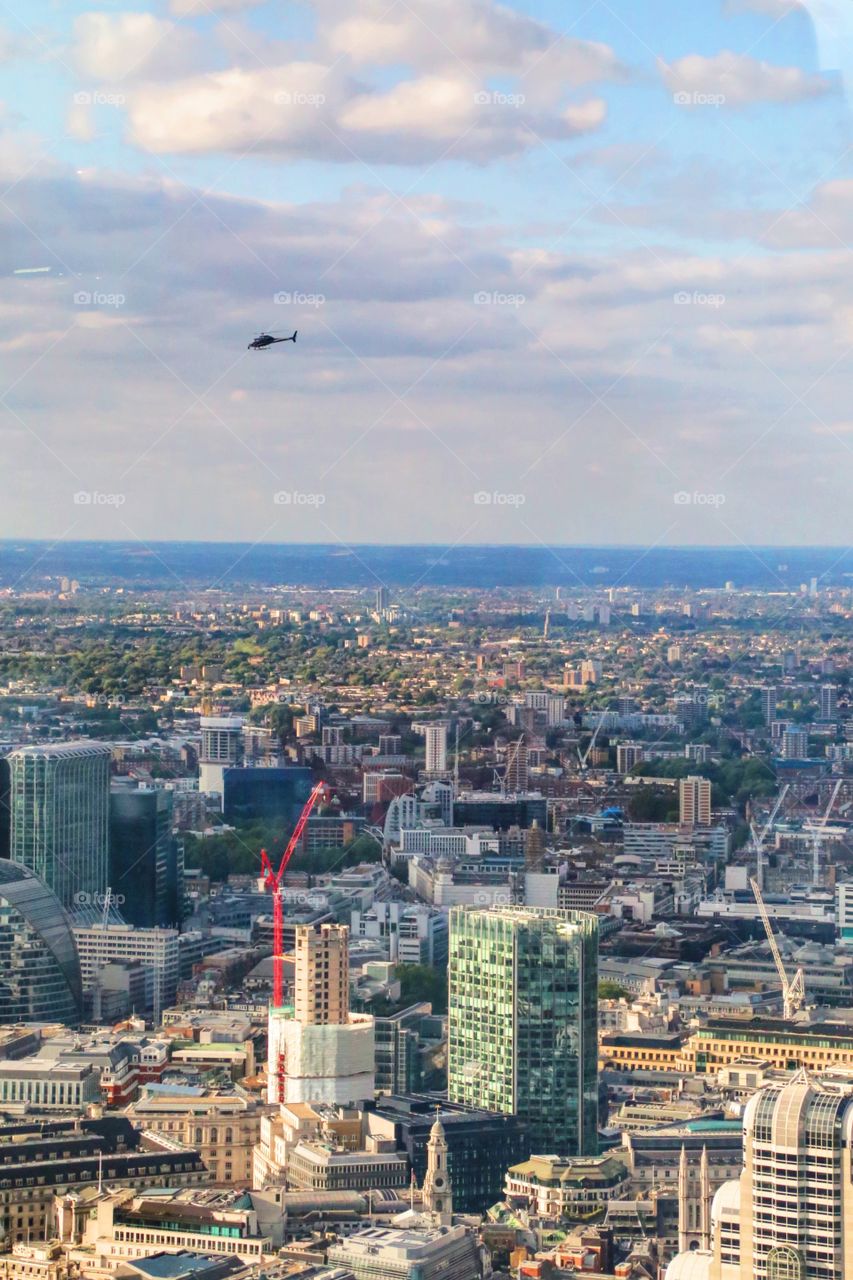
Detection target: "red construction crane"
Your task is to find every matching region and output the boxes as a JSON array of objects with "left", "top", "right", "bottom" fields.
[{"left": 260, "top": 780, "right": 329, "bottom": 1009}]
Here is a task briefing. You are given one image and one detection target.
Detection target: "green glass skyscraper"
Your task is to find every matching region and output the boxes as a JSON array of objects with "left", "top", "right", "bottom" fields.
[
  {"left": 448, "top": 905, "right": 599, "bottom": 1157},
  {"left": 9, "top": 743, "right": 111, "bottom": 912}
]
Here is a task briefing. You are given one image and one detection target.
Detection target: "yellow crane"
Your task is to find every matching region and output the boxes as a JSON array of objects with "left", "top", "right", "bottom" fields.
[{"left": 749, "top": 876, "right": 805, "bottom": 1019}]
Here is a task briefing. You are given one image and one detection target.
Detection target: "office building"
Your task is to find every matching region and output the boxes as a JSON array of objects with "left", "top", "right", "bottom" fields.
[
  {"left": 0, "top": 860, "right": 83, "bottom": 1025},
  {"left": 55, "top": 1186, "right": 273, "bottom": 1268},
  {"left": 819, "top": 684, "right": 838, "bottom": 722},
  {"left": 109, "top": 787, "right": 181, "bottom": 928},
  {"left": 72, "top": 923, "right": 180, "bottom": 1015},
  {"left": 367, "top": 1095, "right": 526, "bottom": 1214},
  {"left": 781, "top": 728, "right": 809, "bottom": 760},
  {"left": 125, "top": 1084, "right": 267, "bottom": 1187},
  {"left": 327, "top": 1225, "right": 479, "bottom": 1280},
  {"left": 0, "top": 1115, "right": 207, "bottom": 1245},
  {"left": 198, "top": 716, "right": 244, "bottom": 798},
  {"left": 266, "top": 923, "right": 374, "bottom": 1106},
  {"left": 617, "top": 743, "right": 646, "bottom": 774},
  {"left": 222, "top": 765, "right": 312, "bottom": 827},
  {"left": 9, "top": 743, "right": 110, "bottom": 912},
  {"left": 453, "top": 791, "right": 547, "bottom": 831},
  {"left": 424, "top": 723, "right": 448, "bottom": 775},
  {"left": 666, "top": 1073, "right": 853, "bottom": 1280},
  {"left": 448, "top": 905, "right": 599, "bottom": 1156},
  {"left": 762, "top": 686, "right": 778, "bottom": 726},
  {"left": 680, "top": 775, "right": 712, "bottom": 827},
  {"left": 375, "top": 586, "right": 390, "bottom": 613}
]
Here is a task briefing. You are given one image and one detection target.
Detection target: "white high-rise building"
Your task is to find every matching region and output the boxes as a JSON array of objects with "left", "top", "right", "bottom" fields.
[
  {"left": 667, "top": 1073, "right": 853, "bottom": 1280},
  {"left": 424, "top": 723, "right": 448, "bottom": 775},
  {"left": 198, "top": 716, "right": 244, "bottom": 800}
]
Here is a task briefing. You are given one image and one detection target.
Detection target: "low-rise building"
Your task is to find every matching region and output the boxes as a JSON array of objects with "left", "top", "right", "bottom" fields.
[
  {"left": 503, "top": 1153, "right": 632, "bottom": 1220},
  {"left": 124, "top": 1084, "right": 269, "bottom": 1186},
  {"left": 327, "top": 1224, "right": 480, "bottom": 1280}
]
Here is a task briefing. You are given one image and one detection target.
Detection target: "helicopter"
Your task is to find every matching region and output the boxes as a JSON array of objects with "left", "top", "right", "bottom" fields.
[{"left": 249, "top": 330, "right": 297, "bottom": 350}]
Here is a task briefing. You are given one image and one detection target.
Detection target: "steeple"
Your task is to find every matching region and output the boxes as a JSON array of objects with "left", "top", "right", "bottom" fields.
[
  {"left": 678, "top": 1144, "right": 689, "bottom": 1253},
  {"left": 422, "top": 1110, "right": 453, "bottom": 1226},
  {"left": 699, "top": 1145, "right": 711, "bottom": 1251}
]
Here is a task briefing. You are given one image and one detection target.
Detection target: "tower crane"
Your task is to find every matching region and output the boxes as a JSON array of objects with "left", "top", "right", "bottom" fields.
[
  {"left": 750, "top": 876, "right": 805, "bottom": 1019},
  {"left": 805, "top": 778, "right": 842, "bottom": 888},
  {"left": 260, "top": 780, "right": 329, "bottom": 1009},
  {"left": 750, "top": 783, "right": 789, "bottom": 890},
  {"left": 578, "top": 710, "right": 606, "bottom": 772}
]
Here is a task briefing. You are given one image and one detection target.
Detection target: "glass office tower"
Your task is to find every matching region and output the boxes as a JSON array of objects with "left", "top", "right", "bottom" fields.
[
  {"left": 9, "top": 743, "right": 111, "bottom": 912},
  {"left": 448, "top": 905, "right": 599, "bottom": 1156},
  {"left": 0, "top": 859, "right": 83, "bottom": 1024}
]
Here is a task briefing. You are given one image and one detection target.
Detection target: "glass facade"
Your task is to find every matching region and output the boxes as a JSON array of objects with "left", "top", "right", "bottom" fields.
[
  {"left": 0, "top": 858, "right": 83, "bottom": 1024},
  {"left": 447, "top": 905, "right": 598, "bottom": 1156},
  {"left": 110, "top": 787, "right": 183, "bottom": 927},
  {"left": 222, "top": 766, "right": 313, "bottom": 826},
  {"left": 9, "top": 743, "right": 111, "bottom": 912}
]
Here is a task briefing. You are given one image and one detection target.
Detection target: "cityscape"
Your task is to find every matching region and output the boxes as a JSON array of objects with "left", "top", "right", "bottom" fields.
[
  {"left": 1, "top": 0, "right": 853, "bottom": 1278},
  {"left": 0, "top": 566, "right": 851, "bottom": 1280}
]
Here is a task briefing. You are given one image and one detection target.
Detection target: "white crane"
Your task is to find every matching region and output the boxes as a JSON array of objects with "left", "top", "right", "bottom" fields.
[
  {"left": 805, "top": 778, "right": 843, "bottom": 887},
  {"left": 750, "top": 876, "right": 805, "bottom": 1019},
  {"left": 577, "top": 710, "right": 607, "bottom": 772},
  {"left": 750, "top": 784, "right": 789, "bottom": 890}
]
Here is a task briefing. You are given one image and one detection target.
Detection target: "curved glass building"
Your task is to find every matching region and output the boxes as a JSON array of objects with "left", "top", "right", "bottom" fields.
[{"left": 0, "top": 859, "right": 83, "bottom": 1024}]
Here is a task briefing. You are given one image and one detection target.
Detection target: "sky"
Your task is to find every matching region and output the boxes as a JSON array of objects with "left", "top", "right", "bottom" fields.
[{"left": 0, "top": 0, "right": 851, "bottom": 552}]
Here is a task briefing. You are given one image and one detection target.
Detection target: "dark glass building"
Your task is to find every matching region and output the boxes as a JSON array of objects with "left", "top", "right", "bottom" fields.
[
  {"left": 367, "top": 1094, "right": 527, "bottom": 1213},
  {"left": 0, "top": 859, "right": 83, "bottom": 1025},
  {"left": 452, "top": 794, "right": 547, "bottom": 831},
  {"left": 222, "top": 766, "right": 313, "bottom": 827},
  {"left": 109, "top": 787, "right": 183, "bottom": 928}
]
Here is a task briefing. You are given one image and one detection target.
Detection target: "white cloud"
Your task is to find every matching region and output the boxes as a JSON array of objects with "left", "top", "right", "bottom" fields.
[
  {"left": 71, "top": 12, "right": 203, "bottom": 83},
  {"left": 124, "top": 64, "right": 606, "bottom": 162},
  {"left": 660, "top": 50, "right": 832, "bottom": 106},
  {"left": 170, "top": 0, "right": 266, "bottom": 15},
  {"left": 725, "top": 0, "right": 805, "bottom": 15}
]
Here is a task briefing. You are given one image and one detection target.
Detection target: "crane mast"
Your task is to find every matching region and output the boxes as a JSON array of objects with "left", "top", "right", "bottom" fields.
[
  {"left": 750, "top": 876, "right": 805, "bottom": 1019},
  {"left": 260, "top": 780, "right": 329, "bottom": 1009}
]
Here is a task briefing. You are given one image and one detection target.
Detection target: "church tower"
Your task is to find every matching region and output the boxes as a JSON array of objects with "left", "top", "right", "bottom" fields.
[{"left": 423, "top": 1112, "right": 453, "bottom": 1226}]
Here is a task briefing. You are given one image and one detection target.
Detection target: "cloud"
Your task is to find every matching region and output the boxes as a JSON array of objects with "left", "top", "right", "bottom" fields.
[
  {"left": 660, "top": 50, "right": 832, "bottom": 106},
  {"left": 124, "top": 64, "right": 607, "bottom": 162},
  {"left": 170, "top": 0, "right": 266, "bottom": 14},
  {"left": 725, "top": 0, "right": 805, "bottom": 15},
  {"left": 70, "top": 12, "right": 203, "bottom": 83}
]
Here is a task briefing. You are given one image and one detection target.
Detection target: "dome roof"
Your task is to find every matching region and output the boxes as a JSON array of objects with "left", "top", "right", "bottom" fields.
[
  {"left": 711, "top": 1178, "right": 741, "bottom": 1224},
  {"left": 664, "top": 1250, "right": 713, "bottom": 1280}
]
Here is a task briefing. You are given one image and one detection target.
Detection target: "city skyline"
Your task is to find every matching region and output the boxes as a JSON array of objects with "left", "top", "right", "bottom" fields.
[{"left": 0, "top": 1, "right": 851, "bottom": 548}]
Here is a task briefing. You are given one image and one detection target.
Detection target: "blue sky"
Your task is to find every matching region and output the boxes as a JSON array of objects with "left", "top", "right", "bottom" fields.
[{"left": 0, "top": 0, "right": 851, "bottom": 550}]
